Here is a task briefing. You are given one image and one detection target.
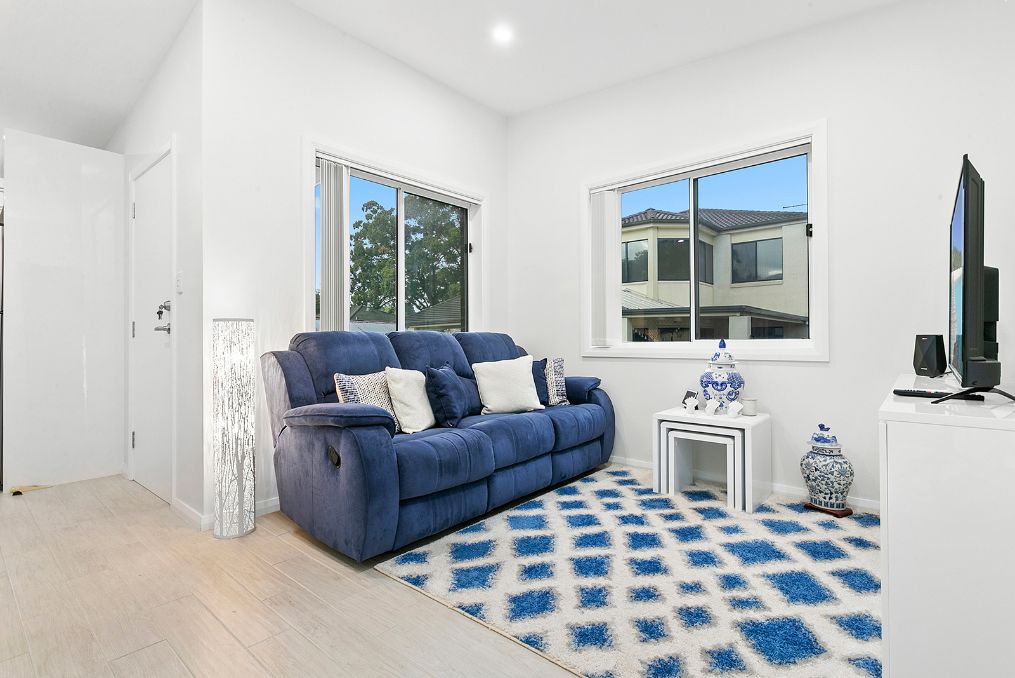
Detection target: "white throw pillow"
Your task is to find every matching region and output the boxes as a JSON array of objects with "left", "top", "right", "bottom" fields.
[
  {"left": 384, "top": 366, "right": 436, "bottom": 434},
  {"left": 333, "top": 371, "right": 401, "bottom": 433},
  {"left": 472, "top": 355, "right": 545, "bottom": 414}
]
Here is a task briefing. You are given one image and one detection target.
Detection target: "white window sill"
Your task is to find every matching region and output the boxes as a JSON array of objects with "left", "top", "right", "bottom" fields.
[
  {"left": 582, "top": 339, "right": 827, "bottom": 362},
  {"left": 730, "top": 279, "right": 783, "bottom": 288}
]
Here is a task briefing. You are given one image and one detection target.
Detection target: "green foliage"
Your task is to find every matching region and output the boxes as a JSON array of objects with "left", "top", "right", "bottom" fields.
[
  {"left": 404, "top": 194, "right": 465, "bottom": 314},
  {"left": 349, "top": 200, "right": 398, "bottom": 314},
  {"left": 349, "top": 194, "right": 465, "bottom": 322}
]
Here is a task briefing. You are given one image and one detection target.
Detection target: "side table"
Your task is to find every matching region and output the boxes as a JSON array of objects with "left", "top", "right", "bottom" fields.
[{"left": 652, "top": 407, "right": 772, "bottom": 512}]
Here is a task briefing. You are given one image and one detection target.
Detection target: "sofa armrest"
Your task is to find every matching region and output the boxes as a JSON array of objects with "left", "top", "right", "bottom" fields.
[
  {"left": 565, "top": 376, "right": 603, "bottom": 404},
  {"left": 275, "top": 422, "right": 399, "bottom": 561},
  {"left": 283, "top": 403, "right": 396, "bottom": 435}
]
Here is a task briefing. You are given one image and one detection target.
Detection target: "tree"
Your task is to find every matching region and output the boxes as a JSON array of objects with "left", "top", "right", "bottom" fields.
[
  {"left": 349, "top": 200, "right": 397, "bottom": 315},
  {"left": 348, "top": 194, "right": 465, "bottom": 323},
  {"left": 404, "top": 194, "right": 465, "bottom": 315}
]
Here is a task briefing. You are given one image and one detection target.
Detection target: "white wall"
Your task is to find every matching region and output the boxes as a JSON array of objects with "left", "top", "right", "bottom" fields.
[
  {"left": 506, "top": 0, "right": 1015, "bottom": 505},
  {"left": 200, "top": 0, "right": 509, "bottom": 513},
  {"left": 2, "top": 129, "right": 126, "bottom": 487},
  {"left": 106, "top": 5, "right": 205, "bottom": 514}
]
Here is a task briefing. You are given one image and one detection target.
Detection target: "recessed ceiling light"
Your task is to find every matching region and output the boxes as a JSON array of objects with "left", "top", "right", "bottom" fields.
[{"left": 491, "top": 24, "right": 514, "bottom": 45}]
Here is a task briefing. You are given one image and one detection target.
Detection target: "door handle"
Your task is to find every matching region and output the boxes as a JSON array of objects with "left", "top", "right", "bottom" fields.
[{"left": 154, "top": 324, "right": 171, "bottom": 334}]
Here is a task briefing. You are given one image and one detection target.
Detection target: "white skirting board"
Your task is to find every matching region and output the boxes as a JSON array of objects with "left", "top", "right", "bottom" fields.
[
  {"left": 691, "top": 469, "right": 880, "bottom": 512},
  {"left": 609, "top": 458, "right": 880, "bottom": 512},
  {"left": 172, "top": 496, "right": 282, "bottom": 531},
  {"left": 609, "top": 455, "right": 653, "bottom": 469}
]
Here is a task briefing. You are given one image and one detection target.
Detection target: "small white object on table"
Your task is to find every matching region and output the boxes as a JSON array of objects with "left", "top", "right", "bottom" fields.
[{"left": 652, "top": 406, "right": 772, "bottom": 512}]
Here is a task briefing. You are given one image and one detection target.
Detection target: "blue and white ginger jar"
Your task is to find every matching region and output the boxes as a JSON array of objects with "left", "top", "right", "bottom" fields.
[
  {"left": 699, "top": 339, "right": 745, "bottom": 413},
  {"left": 800, "top": 424, "right": 854, "bottom": 511}
]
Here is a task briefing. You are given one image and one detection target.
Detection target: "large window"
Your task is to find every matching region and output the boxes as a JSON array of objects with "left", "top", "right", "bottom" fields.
[
  {"left": 315, "top": 156, "right": 473, "bottom": 333},
  {"left": 585, "top": 132, "right": 824, "bottom": 359}
]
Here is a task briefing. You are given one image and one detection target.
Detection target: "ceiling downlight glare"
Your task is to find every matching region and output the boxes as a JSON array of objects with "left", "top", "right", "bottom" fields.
[{"left": 491, "top": 24, "right": 514, "bottom": 46}]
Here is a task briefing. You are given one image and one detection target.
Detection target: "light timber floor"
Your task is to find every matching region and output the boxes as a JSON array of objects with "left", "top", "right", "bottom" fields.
[{"left": 0, "top": 466, "right": 650, "bottom": 677}]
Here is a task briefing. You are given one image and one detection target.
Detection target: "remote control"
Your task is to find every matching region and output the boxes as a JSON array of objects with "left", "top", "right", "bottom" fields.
[{"left": 892, "top": 388, "right": 985, "bottom": 401}]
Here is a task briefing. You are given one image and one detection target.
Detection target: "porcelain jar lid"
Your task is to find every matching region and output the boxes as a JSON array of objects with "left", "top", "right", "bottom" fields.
[
  {"left": 808, "top": 423, "right": 841, "bottom": 449},
  {"left": 708, "top": 339, "right": 736, "bottom": 367}
]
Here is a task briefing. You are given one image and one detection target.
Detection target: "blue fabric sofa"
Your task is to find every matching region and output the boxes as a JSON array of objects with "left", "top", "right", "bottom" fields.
[{"left": 261, "top": 330, "right": 615, "bottom": 562}]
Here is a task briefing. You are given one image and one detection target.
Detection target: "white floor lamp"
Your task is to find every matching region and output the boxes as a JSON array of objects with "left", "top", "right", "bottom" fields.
[{"left": 212, "top": 317, "right": 256, "bottom": 538}]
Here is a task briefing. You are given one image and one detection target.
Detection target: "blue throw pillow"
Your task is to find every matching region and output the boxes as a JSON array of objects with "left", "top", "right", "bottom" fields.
[
  {"left": 532, "top": 358, "right": 549, "bottom": 405},
  {"left": 425, "top": 365, "right": 481, "bottom": 427}
]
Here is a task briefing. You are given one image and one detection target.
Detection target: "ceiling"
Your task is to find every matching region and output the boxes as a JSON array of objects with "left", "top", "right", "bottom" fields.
[
  {"left": 0, "top": 0, "right": 197, "bottom": 148},
  {"left": 288, "top": 0, "right": 908, "bottom": 115},
  {"left": 0, "top": 0, "right": 907, "bottom": 150}
]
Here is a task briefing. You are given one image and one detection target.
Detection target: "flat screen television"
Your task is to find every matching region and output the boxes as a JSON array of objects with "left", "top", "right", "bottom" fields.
[{"left": 948, "top": 154, "right": 1000, "bottom": 389}]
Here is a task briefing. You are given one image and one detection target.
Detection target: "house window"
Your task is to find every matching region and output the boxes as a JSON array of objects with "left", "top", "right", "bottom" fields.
[
  {"left": 622, "top": 240, "right": 649, "bottom": 283},
  {"left": 584, "top": 130, "right": 824, "bottom": 359},
  {"left": 658, "top": 239, "right": 690, "bottom": 281},
  {"left": 731, "top": 238, "right": 783, "bottom": 283},
  {"left": 315, "top": 155, "right": 474, "bottom": 333},
  {"left": 698, "top": 241, "right": 714, "bottom": 285}
]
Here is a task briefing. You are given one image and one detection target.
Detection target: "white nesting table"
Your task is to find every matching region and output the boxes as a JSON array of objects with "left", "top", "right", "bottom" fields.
[{"left": 652, "top": 407, "right": 772, "bottom": 512}]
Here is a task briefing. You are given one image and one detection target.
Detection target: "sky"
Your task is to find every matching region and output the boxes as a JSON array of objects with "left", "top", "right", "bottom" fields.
[{"left": 621, "top": 153, "right": 808, "bottom": 217}]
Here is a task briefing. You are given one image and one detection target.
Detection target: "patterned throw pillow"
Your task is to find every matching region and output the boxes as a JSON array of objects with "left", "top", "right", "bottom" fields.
[
  {"left": 333, "top": 371, "right": 401, "bottom": 433},
  {"left": 544, "top": 357, "right": 570, "bottom": 406}
]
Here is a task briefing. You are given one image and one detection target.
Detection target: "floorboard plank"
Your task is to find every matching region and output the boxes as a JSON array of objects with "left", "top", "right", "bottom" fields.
[
  {"left": 248, "top": 629, "right": 344, "bottom": 678},
  {"left": 0, "top": 654, "right": 35, "bottom": 678},
  {"left": 109, "top": 641, "right": 191, "bottom": 678},
  {"left": 0, "top": 575, "right": 27, "bottom": 663},
  {"left": 148, "top": 596, "right": 270, "bottom": 678}
]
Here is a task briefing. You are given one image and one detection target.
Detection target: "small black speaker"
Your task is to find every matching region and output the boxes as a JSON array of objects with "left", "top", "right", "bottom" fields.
[{"left": 914, "top": 334, "right": 946, "bottom": 377}]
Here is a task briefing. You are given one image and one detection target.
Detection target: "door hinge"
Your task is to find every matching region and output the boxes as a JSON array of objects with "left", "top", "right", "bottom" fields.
[
  {"left": 468, "top": 242, "right": 474, "bottom": 254},
  {"left": 131, "top": 431, "right": 136, "bottom": 449},
  {"left": 806, "top": 223, "right": 813, "bottom": 237},
  {"left": 131, "top": 321, "right": 135, "bottom": 338},
  {"left": 132, "top": 202, "right": 136, "bottom": 219}
]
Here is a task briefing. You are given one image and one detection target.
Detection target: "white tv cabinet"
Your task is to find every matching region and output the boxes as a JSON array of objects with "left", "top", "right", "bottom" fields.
[{"left": 879, "top": 373, "right": 1015, "bottom": 677}]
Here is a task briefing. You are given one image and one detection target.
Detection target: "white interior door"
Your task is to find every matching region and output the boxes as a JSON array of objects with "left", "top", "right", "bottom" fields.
[
  {"left": 131, "top": 155, "right": 173, "bottom": 502},
  {"left": 2, "top": 130, "right": 125, "bottom": 489}
]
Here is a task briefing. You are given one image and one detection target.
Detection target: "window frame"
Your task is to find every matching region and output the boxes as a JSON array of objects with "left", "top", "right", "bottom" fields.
[
  {"left": 578, "top": 122, "right": 828, "bottom": 362},
  {"left": 307, "top": 141, "right": 483, "bottom": 334}
]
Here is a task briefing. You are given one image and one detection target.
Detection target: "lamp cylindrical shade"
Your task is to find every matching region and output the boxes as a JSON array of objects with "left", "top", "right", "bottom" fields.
[{"left": 212, "top": 318, "right": 256, "bottom": 538}]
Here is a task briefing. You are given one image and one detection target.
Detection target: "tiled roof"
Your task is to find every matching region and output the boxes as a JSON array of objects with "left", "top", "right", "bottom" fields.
[
  {"left": 622, "top": 288, "right": 681, "bottom": 311},
  {"left": 622, "top": 207, "right": 806, "bottom": 232},
  {"left": 406, "top": 297, "right": 464, "bottom": 329},
  {"left": 349, "top": 305, "right": 395, "bottom": 323}
]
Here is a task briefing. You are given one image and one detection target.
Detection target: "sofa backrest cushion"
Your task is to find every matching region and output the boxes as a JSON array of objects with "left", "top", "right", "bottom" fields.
[
  {"left": 388, "top": 330, "right": 473, "bottom": 377},
  {"left": 454, "top": 332, "right": 521, "bottom": 366},
  {"left": 289, "top": 331, "right": 401, "bottom": 403}
]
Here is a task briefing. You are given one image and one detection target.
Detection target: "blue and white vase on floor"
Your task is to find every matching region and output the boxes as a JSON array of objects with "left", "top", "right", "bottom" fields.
[
  {"left": 800, "top": 423, "right": 855, "bottom": 518},
  {"left": 699, "top": 339, "right": 745, "bottom": 414}
]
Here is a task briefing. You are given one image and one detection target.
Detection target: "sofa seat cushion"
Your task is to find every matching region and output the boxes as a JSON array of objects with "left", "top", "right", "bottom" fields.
[
  {"left": 393, "top": 428, "right": 495, "bottom": 500},
  {"left": 457, "top": 412, "right": 555, "bottom": 469},
  {"left": 535, "top": 403, "right": 608, "bottom": 451}
]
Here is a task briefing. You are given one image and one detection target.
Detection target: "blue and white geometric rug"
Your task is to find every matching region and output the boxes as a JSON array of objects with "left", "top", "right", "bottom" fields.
[{"left": 376, "top": 468, "right": 881, "bottom": 678}]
